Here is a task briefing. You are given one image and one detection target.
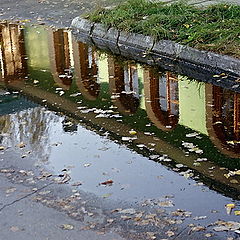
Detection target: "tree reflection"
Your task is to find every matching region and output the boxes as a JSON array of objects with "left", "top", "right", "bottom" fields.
[{"left": 0, "top": 106, "right": 58, "bottom": 163}]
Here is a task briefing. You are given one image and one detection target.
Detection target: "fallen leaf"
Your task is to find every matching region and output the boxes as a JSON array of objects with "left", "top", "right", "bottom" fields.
[
  {"left": 60, "top": 224, "right": 74, "bottom": 230},
  {"left": 84, "top": 163, "right": 91, "bottom": 167},
  {"left": 118, "top": 208, "right": 136, "bottom": 215},
  {"left": 225, "top": 203, "right": 235, "bottom": 215},
  {"left": 129, "top": 130, "right": 137, "bottom": 135},
  {"left": 100, "top": 180, "right": 113, "bottom": 185},
  {"left": 102, "top": 193, "right": 112, "bottom": 198},
  {"left": 165, "top": 230, "right": 175, "bottom": 237},
  {"left": 158, "top": 200, "right": 174, "bottom": 207},
  {"left": 10, "top": 226, "right": 21, "bottom": 232},
  {"left": 234, "top": 211, "right": 240, "bottom": 215},
  {"left": 16, "top": 142, "right": 26, "bottom": 148}
]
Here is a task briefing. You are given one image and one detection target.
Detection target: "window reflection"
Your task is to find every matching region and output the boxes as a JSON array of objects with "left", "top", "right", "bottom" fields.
[
  {"left": 72, "top": 41, "right": 100, "bottom": 100},
  {"left": 48, "top": 29, "right": 73, "bottom": 90},
  {"left": 206, "top": 85, "right": 240, "bottom": 156},
  {"left": 0, "top": 23, "right": 27, "bottom": 81},
  {"left": 143, "top": 68, "right": 179, "bottom": 131},
  {"left": 108, "top": 57, "right": 140, "bottom": 114}
]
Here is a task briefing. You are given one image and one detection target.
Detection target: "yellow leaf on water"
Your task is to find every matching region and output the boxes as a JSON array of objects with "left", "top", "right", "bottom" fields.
[
  {"left": 225, "top": 203, "right": 235, "bottom": 214},
  {"left": 226, "top": 203, "right": 235, "bottom": 208},
  {"left": 129, "top": 130, "right": 137, "bottom": 135},
  {"left": 234, "top": 211, "right": 240, "bottom": 215}
]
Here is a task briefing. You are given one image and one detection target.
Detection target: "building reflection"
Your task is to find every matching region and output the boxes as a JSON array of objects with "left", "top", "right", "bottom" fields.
[
  {"left": 72, "top": 40, "right": 100, "bottom": 100},
  {"left": 143, "top": 68, "right": 179, "bottom": 131},
  {"left": 206, "top": 85, "right": 240, "bottom": 157},
  {"left": 108, "top": 57, "right": 140, "bottom": 114},
  {"left": 48, "top": 29, "right": 73, "bottom": 90},
  {"left": 0, "top": 23, "right": 27, "bottom": 81}
]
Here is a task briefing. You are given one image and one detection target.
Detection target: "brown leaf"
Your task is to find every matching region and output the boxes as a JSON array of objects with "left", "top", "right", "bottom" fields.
[{"left": 101, "top": 180, "right": 113, "bottom": 185}]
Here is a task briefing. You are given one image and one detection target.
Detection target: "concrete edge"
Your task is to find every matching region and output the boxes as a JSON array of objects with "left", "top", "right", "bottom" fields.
[{"left": 71, "top": 17, "right": 240, "bottom": 77}]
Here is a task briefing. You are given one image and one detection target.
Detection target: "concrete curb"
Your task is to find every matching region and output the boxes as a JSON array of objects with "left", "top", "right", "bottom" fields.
[{"left": 71, "top": 17, "right": 240, "bottom": 89}]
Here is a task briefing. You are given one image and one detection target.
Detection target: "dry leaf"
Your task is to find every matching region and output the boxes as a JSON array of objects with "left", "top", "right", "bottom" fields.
[
  {"left": 60, "top": 224, "right": 74, "bottom": 230},
  {"left": 101, "top": 180, "right": 113, "bottom": 185}
]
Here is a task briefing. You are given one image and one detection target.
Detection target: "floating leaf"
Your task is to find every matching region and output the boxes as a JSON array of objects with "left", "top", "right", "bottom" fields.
[
  {"left": 129, "top": 130, "right": 137, "bottom": 135},
  {"left": 100, "top": 180, "right": 113, "bottom": 185},
  {"left": 16, "top": 142, "right": 26, "bottom": 148},
  {"left": 225, "top": 203, "right": 235, "bottom": 215},
  {"left": 234, "top": 211, "right": 240, "bottom": 216}
]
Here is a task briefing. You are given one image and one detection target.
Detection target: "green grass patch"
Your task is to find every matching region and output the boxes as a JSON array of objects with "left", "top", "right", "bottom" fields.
[{"left": 86, "top": 0, "right": 240, "bottom": 58}]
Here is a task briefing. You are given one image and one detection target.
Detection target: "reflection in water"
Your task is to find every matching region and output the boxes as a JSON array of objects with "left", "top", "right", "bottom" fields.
[
  {"left": 62, "top": 117, "right": 78, "bottom": 133},
  {"left": 206, "top": 85, "right": 240, "bottom": 157},
  {"left": 108, "top": 57, "right": 140, "bottom": 114},
  {"left": 0, "top": 23, "right": 27, "bottom": 81},
  {"left": 0, "top": 23, "right": 239, "bottom": 162},
  {"left": 48, "top": 29, "right": 73, "bottom": 90},
  {"left": 144, "top": 68, "right": 179, "bottom": 131},
  {"left": 73, "top": 41, "right": 100, "bottom": 100},
  {"left": 0, "top": 107, "right": 58, "bottom": 163}
]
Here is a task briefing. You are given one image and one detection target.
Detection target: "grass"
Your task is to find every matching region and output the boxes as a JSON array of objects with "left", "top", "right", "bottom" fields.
[{"left": 86, "top": 0, "right": 240, "bottom": 58}]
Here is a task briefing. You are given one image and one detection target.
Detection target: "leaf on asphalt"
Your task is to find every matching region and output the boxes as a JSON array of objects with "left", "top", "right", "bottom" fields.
[
  {"left": 0, "top": 146, "right": 5, "bottom": 150},
  {"left": 6, "top": 187, "right": 16, "bottom": 194},
  {"left": 0, "top": 169, "right": 15, "bottom": 173},
  {"left": 102, "top": 193, "right": 112, "bottom": 198},
  {"left": 10, "top": 226, "right": 21, "bottom": 232},
  {"left": 118, "top": 208, "right": 136, "bottom": 215},
  {"left": 190, "top": 226, "right": 206, "bottom": 232},
  {"left": 158, "top": 200, "right": 174, "bottom": 207},
  {"left": 38, "top": 190, "right": 51, "bottom": 195},
  {"left": 165, "top": 230, "right": 175, "bottom": 237},
  {"left": 60, "top": 224, "right": 74, "bottom": 230},
  {"left": 213, "top": 220, "right": 240, "bottom": 232}
]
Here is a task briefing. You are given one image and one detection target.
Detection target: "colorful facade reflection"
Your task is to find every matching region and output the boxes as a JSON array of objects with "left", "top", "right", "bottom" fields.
[
  {"left": 143, "top": 68, "right": 179, "bottom": 131},
  {"left": 0, "top": 23, "right": 239, "bottom": 159},
  {"left": 108, "top": 57, "right": 140, "bottom": 114},
  {"left": 206, "top": 85, "right": 240, "bottom": 157},
  {"left": 72, "top": 41, "right": 100, "bottom": 100},
  {"left": 48, "top": 29, "right": 73, "bottom": 90},
  {"left": 0, "top": 23, "right": 27, "bottom": 81}
]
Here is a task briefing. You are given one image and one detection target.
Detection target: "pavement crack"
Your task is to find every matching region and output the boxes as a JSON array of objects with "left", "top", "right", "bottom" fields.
[
  {"left": 172, "top": 226, "right": 188, "bottom": 240},
  {"left": 0, "top": 182, "right": 54, "bottom": 212}
]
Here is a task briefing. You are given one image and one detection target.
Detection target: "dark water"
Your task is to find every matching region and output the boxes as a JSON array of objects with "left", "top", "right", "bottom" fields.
[{"left": 0, "top": 23, "right": 239, "bottom": 233}]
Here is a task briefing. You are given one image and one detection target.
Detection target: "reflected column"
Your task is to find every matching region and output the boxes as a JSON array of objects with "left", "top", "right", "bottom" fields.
[
  {"left": 143, "top": 67, "right": 179, "bottom": 131},
  {"left": 0, "top": 23, "right": 27, "bottom": 81},
  {"left": 206, "top": 85, "right": 240, "bottom": 157},
  {"left": 48, "top": 29, "right": 73, "bottom": 90},
  {"left": 108, "top": 57, "right": 140, "bottom": 115},
  {"left": 72, "top": 40, "right": 100, "bottom": 101}
]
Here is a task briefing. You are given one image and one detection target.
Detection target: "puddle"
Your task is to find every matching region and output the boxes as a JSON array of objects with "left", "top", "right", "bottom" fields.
[{"left": 0, "top": 22, "right": 240, "bottom": 237}]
